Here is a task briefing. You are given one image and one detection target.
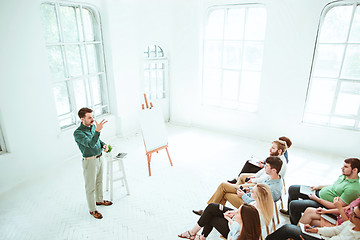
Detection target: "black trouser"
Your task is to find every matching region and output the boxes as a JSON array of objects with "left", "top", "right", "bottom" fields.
[
  {"left": 287, "top": 185, "right": 323, "bottom": 224},
  {"left": 266, "top": 224, "right": 320, "bottom": 240},
  {"left": 197, "top": 203, "right": 234, "bottom": 238},
  {"left": 238, "top": 160, "right": 262, "bottom": 176}
]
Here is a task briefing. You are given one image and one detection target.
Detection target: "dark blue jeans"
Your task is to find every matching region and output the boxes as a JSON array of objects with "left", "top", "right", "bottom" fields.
[
  {"left": 288, "top": 185, "right": 323, "bottom": 224},
  {"left": 265, "top": 224, "right": 320, "bottom": 240}
]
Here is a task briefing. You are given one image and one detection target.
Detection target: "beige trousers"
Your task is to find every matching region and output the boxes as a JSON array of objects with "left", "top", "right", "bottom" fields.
[
  {"left": 236, "top": 173, "right": 255, "bottom": 185},
  {"left": 82, "top": 156, "right": 104, "bottom": 212},
  {"left": 207, "top": 182, "right": 245, "bottom": 209}
]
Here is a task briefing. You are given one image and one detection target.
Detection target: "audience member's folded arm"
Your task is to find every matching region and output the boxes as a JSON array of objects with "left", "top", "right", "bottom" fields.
[
  {"left": 317, "top": 221, "right": 346, "bottom": 237},
  {"left": 310, "top": 195, "right": 347, "bottom": 209}
]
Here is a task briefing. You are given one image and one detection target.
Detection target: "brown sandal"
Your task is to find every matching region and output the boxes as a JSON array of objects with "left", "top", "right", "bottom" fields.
[
  {"left": 89, "top": 210, "right": 103, "bottom": 219},
  {"left": 96, "top": 200, "right": 113, "bottom": 206},
  {"left": 178, "top": 231, "right": 195, "bottom": 239}
]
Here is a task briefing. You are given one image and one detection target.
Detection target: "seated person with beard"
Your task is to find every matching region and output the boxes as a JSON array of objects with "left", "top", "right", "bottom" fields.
[{"left": 228, "top": 137, "right": 291, "bottom": 185}]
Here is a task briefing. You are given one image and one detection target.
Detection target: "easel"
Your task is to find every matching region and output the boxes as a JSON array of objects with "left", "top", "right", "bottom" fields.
[{"left": 141, "top": 94, "right": 173, "bottom": 176}]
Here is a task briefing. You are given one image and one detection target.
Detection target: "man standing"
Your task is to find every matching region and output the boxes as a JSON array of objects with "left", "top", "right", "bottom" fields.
[
  {"left": 74, "top": 107, "right": 113, "bottom": 219},
  {"left": 280, "top": 158, "right": 360, "bottom": 225}
]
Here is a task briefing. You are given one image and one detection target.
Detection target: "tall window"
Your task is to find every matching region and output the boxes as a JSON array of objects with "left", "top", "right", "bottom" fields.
[
  {"left": 202, "top": 5, "right": 267, "bottom": 112},
  {"left": 40, "top": 2, "right": 109, "bottom": 129},
  {"left": 304, "top": 2, "right": 360, "bottom": 130},
  {"left": 143, "top": 45, "right": 167, "bottom": 99}
]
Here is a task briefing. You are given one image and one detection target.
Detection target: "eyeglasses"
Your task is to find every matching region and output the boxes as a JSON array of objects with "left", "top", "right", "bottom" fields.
[{"left": 351, "top": 208, "right": 360, "bottom": 220}]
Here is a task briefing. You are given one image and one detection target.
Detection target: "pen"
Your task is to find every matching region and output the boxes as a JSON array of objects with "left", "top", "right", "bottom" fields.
[{"left": 307, "top": 225, "right": 318, "bottom": 229}]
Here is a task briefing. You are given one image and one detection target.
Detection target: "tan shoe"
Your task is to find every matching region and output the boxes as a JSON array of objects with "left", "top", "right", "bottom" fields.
[
  {"left": 96, "top": 200, "right": 113, "bottom": 206},
  {"left": 89, "top": 210, "right": 103, "bottom": 219}
]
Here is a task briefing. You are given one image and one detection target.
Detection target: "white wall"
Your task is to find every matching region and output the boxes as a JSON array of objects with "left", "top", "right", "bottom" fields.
[
  {"left": 0, "top": 0, "right": 117, "bottom": 195},
  {"left": 103, "top": 0, "right": 177, "bottom": 136},
  {"left": 0, "top": 0, "right": 196, "bottom": 195},
  {"left": 0, "top": 0, "right": 358, "bottom": 195},
  {"left": 169, "top": 0, "right": 360, "bottom": 158}
]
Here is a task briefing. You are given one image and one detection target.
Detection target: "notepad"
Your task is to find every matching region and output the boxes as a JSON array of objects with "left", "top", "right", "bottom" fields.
[
  {"left": 300, "top": 185, "right": 315, "bottom": 196},
  {"left": 248, "top": 155, "right": 262, "bottom": 166},
  {"left": 299, "top": 223, "right": 323, "bottom": 239},
  {"left": 321, "top": 214, "right": 337, "bottom": 225},
  {"left": 115, "top": 153, "right": 127, "bottom": 158}
]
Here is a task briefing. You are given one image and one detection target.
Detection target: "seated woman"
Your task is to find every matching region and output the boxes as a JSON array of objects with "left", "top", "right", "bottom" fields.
[
  {"left": 299, "top": 196, "right": 360, "bottom": 227},
  {"left": 178, "top": 184, "right": 272, "bottom": 240},
  {"left": 228, "top": 137, "right": 291, "bottom": 184},
  {"left": 265, "top": 201, "right": 360, "bottom": 240}
]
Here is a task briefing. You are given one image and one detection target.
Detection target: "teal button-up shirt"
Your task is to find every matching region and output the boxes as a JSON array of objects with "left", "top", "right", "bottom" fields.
[{"left": 74, "top": 123, "right": 105, "bottom": 158}]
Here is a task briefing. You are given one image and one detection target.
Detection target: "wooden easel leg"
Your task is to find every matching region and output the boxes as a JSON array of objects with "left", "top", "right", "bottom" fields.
[
  {"left": 165, "top": 147, "right": 173, "bottom": 166},
  {"left": 147, "top": 153, "right": 152, "bottom": 176}
]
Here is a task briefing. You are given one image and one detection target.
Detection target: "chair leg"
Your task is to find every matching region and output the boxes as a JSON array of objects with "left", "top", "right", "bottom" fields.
[
  {"left": 118, "top": 158, "right": 130, "bottom": 195},
  {"left": 106, "top": 157, "right": 110, "bottom": 192},
  {"left": 272, "top": 217, "right": 276, "bottom": 231},
  {"left": 274, "top": 201, "right": 280, "bottom": 224},
  {"left": 110, "top": 160, "right": 113, "bottom": 201},
  {"left": 283, "top": 178, "right": 286, "bottom": 195}
]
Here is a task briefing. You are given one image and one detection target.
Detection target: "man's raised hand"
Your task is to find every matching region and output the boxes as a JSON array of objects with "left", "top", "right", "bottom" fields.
[{"left": 95, "top": 119, "right": 108, "bottom": 132}]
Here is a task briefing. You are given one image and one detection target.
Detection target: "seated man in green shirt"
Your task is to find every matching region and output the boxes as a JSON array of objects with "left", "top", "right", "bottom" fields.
[
  {"left": 74, "top": 107, "right": 113, "bottom": 219},
  {"left": 280, "top": 158, "right": 360, "bottom": 225}
]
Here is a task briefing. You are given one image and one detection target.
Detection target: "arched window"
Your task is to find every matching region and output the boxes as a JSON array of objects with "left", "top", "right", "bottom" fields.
[
  {"left": 40, "top": 2, "right": 109, "bottom": 129},
  {"left": 304, "top": 2, "right": 360, "bottom": 130},
  {"left": 202, "top": 5, "right": 267, "bottom": 112},
  {"left": 143, "top": 45, "right": 168, "bottom": 99}
]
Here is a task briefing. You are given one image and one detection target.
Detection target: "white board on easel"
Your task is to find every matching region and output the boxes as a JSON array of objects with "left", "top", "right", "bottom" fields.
[
  {"left": 140, "top": 94, "right": 173, "bottom": 176},
  {"left": 140, "top": 107, "right": 168, "bottom": 152}
]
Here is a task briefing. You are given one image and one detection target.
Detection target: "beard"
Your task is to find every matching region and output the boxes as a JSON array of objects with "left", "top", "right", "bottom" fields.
[
  {"left": 83, "top": 120, "right": 94, "bottom": 127},
  {"left": 270, "top": 151, "right": 279, "bottom": 156}
]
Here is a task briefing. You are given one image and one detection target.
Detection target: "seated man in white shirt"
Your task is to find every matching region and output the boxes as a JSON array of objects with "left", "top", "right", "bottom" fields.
[
  {"left": 227, "top": 137, "right": 290, "bottom": 184},
  {"left": 236, "top": 139, "right": 288, "bottom": 186}
]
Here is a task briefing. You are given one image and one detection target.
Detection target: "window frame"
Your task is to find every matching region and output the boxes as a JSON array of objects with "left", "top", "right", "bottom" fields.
[
  {"left": 41, "top": 1, "right": 110, "bottom": 130},
  {"left": 143, "top": 45, "right": 168, "bottom": 100},
  {"left": 201, "top": 4, "right": 267, "bottom": 112},
  {"left": 303, "top": 1, "right": 360, "bottom": 130},
  {"left": 0, "top": 125, "right": 6, "bottom": 155}
]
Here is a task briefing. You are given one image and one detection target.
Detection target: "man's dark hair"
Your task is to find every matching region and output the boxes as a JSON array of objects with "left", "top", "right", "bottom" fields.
[
  {"left": 279, "top": 136, "right": 292, "bottom": 148},
  {"left": 344, "top": 158, "right": 360, "bottom": 174},
  {"left": 78, "top": 107, "right": 93, "bottom": 119},
  {"left": 265, "top": 156, "right": 283, "bottom": 174}
]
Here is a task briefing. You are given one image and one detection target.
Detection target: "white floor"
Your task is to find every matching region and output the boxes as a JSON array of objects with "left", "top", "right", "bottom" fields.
[{"left": 0, "top": 124, "right": 344, "bottom": 240}]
